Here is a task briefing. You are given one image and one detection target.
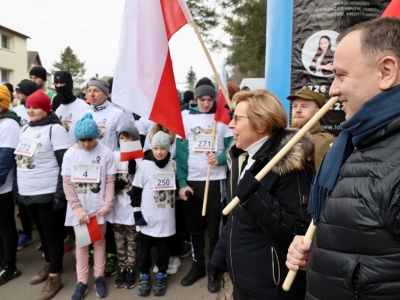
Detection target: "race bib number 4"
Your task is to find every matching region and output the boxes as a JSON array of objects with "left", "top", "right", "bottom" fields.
[
  {"left": 193, "top": 134, "right": 218, "bottom": 152},
  {"left": 14, "top": 137, "right": 39, "bottom": 157},
  {"left": 153, "top": 172, "right": 176, "bottom": 191},
  {"left": 71, "top": 163, "right": 101, "bottom": 183}
]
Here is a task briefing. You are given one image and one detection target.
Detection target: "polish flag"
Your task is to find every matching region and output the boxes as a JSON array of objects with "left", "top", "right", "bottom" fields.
[
  {"left": 215, "top": 61, "right": 230, "bottom": 125},
  {"left": 112, "top": 0, "right": 193, "bottom": 139},
  {"left": 382, "top": 0, "right": 400, "bottom": 17},
  {"left": 120, "top": 140, "right": 144, "bottom": 161},
  {"left": 74, "top": 216, "right": 102, "bottom": 247}
]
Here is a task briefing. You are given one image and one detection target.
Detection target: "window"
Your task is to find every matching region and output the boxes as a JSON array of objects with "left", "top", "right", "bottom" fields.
[
  {"left": 0, "top": 69, "right": 10, "bottom": 84},
  {"left": 1, "top": 34, "right": 10, "bottom": 50}
]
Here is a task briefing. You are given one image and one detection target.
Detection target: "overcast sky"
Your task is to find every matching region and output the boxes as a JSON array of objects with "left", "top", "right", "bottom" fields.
[{"left": 2, "top": 0, "right": 228, "bottom": 89}]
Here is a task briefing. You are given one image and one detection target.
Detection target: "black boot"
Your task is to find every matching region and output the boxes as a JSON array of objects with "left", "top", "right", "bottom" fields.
[
  {"left": 207, "top": 263, "right": 221, "bottom": 293},
  {"left": 114, "top": 268, "right": 126, "bottom": 288},
  {"left": 0, "top": 264, "right": 21, "bottom": 286},
  {"left": 181, "top": 261, "right": 206, "bottom": 286}
]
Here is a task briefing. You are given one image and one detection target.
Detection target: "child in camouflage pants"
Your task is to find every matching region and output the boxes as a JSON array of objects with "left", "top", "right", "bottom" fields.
[{"left": 112, "top": 124, "right": 142, "bottom": 289}]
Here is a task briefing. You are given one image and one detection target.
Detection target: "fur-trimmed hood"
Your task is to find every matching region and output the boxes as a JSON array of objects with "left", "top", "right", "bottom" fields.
[{"left": 231, "top": 127, "right": 315, "bottom": 176}]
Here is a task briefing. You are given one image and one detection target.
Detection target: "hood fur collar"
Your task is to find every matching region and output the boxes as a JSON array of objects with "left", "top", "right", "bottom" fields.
[{"left": 251, "top": 128, "right": 315, "bottom": 176}]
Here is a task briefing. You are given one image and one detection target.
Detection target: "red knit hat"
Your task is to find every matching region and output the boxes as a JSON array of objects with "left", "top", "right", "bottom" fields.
[{"left": 26, "top": 90, "right": 51, "bottom": 114}]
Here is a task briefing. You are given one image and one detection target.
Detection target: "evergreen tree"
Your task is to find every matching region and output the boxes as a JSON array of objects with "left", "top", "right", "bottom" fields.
[
  {"left": 52, "top": 46, "right": 86, "bottom": 86},
  {"left": 186, "top": 66, "right": 197, "bottom": 91}
]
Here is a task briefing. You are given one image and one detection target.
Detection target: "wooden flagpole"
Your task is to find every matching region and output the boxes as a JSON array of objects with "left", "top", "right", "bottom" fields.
[
  {"left": 222, "top": 96, "right": 339, "bottom": 215},
  {"left": 189, "top": 20, "right": 232, "bottom": 216}
]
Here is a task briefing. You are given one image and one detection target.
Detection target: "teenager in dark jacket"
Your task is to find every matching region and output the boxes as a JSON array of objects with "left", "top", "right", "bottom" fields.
[
  {"left": 211, "top": 89, "right": 314, "bottom": 300},
  {"left": 16, "top": 90, "right": 69, "bottom": 300}
]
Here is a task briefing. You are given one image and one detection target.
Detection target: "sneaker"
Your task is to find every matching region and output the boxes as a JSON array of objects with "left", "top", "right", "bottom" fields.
[
  {"left": 104, "top": 253, "right": 117, "bottom": 277},
  {"left": 88, "top": 250, "right": 94, "bottom": 267},
  {"left": 0, "top": 264, "right": 21, "bottom": 286},
  {"left": 179, "top": 241, "right": 192, "bottom": 258},
  {"left": 114, "top": 268, "right": 126, "bottom": 288},
  {"left": 207, "top": 263, "right": 221, "bottom": 293},
  {"left": 124, "top": 268, "right": 136, "bottom": 289},
  {"left": 94, "top": 276, "right": 108, "bottom": 298},
  {"left": 30, "top": 263, "right": 50, "bottom": 285},
  {"left": 167, "top": 256, "right": 181, "bottom": 275},
  {"left": 180, "top": 261, "right": 206, "bottom": 286},
  {"left": 37, "top": 274, "right": 63, "bottom": 300},
  {"left": 71, "top": 282, "right": 89, "bottom": 300},
  {"left": 64, "top": 236, "right": 72, "bottom": 252},
  {"left": 17, "top": 234, "right": 33, "bottom": 251},
  {"left": 137, "top": 273, "right": 151, "bottom": 297},
  {"left": 153, "top": 273, "right": 167, "bottom": 296}
]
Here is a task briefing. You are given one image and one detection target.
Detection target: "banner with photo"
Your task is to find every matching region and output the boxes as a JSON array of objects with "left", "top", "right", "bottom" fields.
[{"left": 291, "top": 0, "right": 389, "bottom": 136}]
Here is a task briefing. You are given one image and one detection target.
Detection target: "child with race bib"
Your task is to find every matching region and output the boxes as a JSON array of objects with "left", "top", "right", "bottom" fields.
[
  {"left": 130, "top": 131, "right": 176, "bottom": 297},
  {"left": 112, "top": 124, "right": 142, "bottom": 289},
  {"left": 62, "top": 113, "right": 116, "bottom": 300}
]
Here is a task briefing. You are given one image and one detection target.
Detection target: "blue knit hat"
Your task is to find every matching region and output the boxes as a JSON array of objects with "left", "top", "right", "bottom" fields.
[{"left": 74, "top": 113, "right": 100, "bottom": 141}]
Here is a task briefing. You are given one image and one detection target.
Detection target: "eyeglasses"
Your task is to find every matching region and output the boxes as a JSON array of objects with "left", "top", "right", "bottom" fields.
[{"left": 232, "top": 115, "right": 249, "bottom": 125}]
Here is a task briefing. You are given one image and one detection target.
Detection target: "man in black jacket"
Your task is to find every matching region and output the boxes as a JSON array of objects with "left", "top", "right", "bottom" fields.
[{"left": 286, "top": 17, "right": 400, "bottom": 300}]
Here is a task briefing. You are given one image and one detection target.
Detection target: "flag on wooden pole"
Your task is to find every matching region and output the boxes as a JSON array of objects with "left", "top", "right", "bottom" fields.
[
  {"left": 215, "top": 61, "right": 231, "bottom": 125},
  {"left": 112, "top": 0, "right": 194, "bottom": 139}
]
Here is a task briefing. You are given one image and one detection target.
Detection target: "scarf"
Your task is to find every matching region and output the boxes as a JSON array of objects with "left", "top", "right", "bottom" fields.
[
  {"left": 91, "top": 100, "right": 109, "bottom": 112},
  {"left": 308, "top": 84, "right": 400, "bottom": 224}
]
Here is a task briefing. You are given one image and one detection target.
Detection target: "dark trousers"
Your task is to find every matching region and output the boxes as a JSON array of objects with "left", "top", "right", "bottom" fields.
[
  {"left": 139, "top": 232, "right": 170, "bottom": 274},
  {"left": 169, "top": 199, "right": 188, "bottom": 256},
  {"left": 183, "top": 180, "right": 222, "bottom": 264},
  {"left": 233, "top": 285, "right": 263, "bottom": 300},
  {"left": 19, "top": 204, "right": 32, "bottom": 237},
  {"left": 26, "top": 202, "right": 65, "bottom": 273},
  {"left": 0, "top": 192, "right": 18, "bottom": 266},
  {"left": 105, "top": 222, "right": 117, "bottom": 254}
]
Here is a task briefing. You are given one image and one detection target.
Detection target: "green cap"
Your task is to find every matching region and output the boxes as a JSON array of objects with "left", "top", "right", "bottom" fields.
[{"left": 287, "top": 86, "right": 326, "bottom": 108}]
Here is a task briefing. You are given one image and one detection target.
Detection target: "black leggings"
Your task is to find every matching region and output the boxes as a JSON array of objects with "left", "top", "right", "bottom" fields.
[
  {"left": 0, "top": 192, "right": 18, "bottom": 266},
  {"left": 26, "top": 202, "right": 65, "bottom": 273}
]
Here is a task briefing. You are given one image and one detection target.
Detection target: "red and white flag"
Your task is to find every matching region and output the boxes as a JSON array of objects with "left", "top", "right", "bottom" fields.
[
  {"left": 112, "top": 0, "right": 193, "bottom": 139},
  {"left": 120, "top": 140, "right": 144, "bottom": 161},
  {"left": 215, "top": 61, "right": 230, "bottom": 126},
  {"left": 74, "top": 216, "right": 102, "bottom": 247},
  {"left": 382, "top": 0, "right": 400, "bottom": 17}
]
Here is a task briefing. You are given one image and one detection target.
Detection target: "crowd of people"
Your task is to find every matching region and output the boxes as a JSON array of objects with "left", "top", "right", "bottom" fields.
[{"left": 0, "top": 16, "right": 400, "bottom": 300}]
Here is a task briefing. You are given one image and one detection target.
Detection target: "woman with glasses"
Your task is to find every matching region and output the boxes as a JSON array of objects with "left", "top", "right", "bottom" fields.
[{"left": 210, "top": 89, "right": 315, "bottom": 300}]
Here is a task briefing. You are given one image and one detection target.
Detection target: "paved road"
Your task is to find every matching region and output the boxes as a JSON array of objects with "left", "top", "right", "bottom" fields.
[{"left": 2, "top": 221, "right": 217, "bottom": 300}]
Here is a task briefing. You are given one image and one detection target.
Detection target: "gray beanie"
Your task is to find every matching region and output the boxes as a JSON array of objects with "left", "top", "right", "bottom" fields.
[
  {"left": 118, "top": 123, "right": 140, "bottom": 141},
  {"left": 152, "top": 131, "right": 171, "bottom": 152},
  {"left": 194, "top": 77, "right": 215, "bottom": 101}
]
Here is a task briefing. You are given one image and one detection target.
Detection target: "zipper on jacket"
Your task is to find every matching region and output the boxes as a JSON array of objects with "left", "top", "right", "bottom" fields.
[
  {"left": 271, "top": 247, "right": 280, "bottom": 296},
  {"left": 229, "top": 215, "right": 235, "bottom": 283}
]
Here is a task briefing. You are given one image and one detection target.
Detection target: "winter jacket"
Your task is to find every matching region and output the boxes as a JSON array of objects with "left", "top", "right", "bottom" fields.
[
  {"left": 307, "top": 115, "right": 400, "bottom": 300},
  {"left": 211, "top": 128, "right": 315, "bottom": 300},
  {"left": 17, "top": 112, "right": 67, "bottom": 210}
]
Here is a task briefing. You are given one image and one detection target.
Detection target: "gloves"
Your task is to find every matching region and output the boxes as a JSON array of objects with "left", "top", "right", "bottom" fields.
[
  {"left": 53, "top": 196, "right": 66, "bottom": 211},
  {"left": 134, "top": 211, "right": 148, "bottom": 226},
  {"left": 115, "top": 178, "right": 127, "bottom": 192},
  {"left": 208, "top": 263, "right": 223, "bottom": 283},
  {"left": 73, "top": 206, "right": 90, "bottom": 225},
  {"left": 235, "top": 170, "right": 261, "bottom": 203},
  {"left": 185, "top": 190, "right": 193, "bottom": 201},
  {"left": 128, "top": 159, "right": 136, "bottom": 175},
  {"left": 97, "top": 206, "right": 112, "bottom": 216}
]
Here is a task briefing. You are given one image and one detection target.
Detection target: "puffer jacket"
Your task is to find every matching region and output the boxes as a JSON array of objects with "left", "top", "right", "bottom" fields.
[
  {"left": 212, "top": 128, "right": 315, "bottom": 300},
  {"left": 307, "top": 116, "right": 400, "bottom": 300}
]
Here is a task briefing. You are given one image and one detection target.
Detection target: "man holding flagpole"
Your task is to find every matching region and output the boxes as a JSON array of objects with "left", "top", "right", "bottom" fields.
[{"left": 286, "top": 17, "right": 400, "bottom": 299}]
